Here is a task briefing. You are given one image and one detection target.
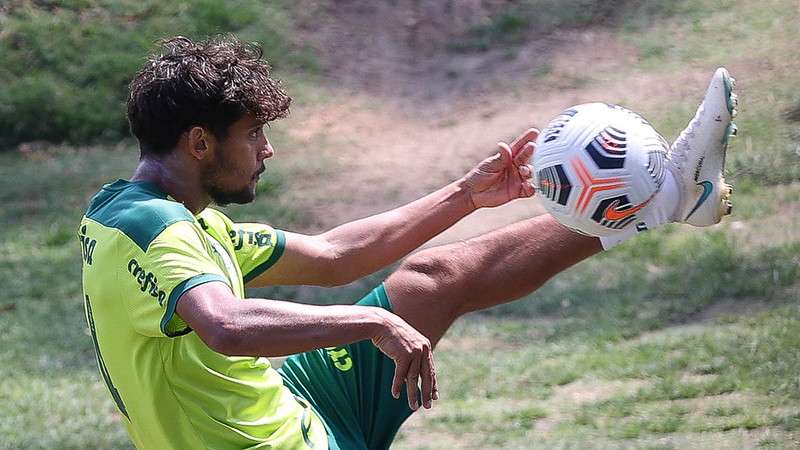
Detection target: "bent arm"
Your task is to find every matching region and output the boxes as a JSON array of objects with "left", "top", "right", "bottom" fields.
[
  {"left": 176, "top": 281, "right": 438, "bottom": 409},
  {"left": 176, "top": 281, "right": 385, "bottom": 356}
]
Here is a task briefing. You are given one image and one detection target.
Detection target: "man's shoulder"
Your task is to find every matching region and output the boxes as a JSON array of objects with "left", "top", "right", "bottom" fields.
[
  {"left": 85, "top": 180, "right": 195, "bottom": 251},
  {"left": 196, "top": 208, "right": 234, "bottom": 233}
]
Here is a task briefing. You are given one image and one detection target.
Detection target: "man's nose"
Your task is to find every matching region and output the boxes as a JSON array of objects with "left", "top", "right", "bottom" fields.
[{"left": 260, "top": 141, "right": 274, "bottom": 160}]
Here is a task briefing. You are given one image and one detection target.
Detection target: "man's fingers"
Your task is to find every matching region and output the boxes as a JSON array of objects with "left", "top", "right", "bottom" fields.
[
  {"left": 497, "top": 142, "right": 513, "bottom": 166},
  {"left": 520, "top": 178, "right": 536, "bottom": 198},
  {"left": 518, "top": 164, "right": 533, "bottom": 179},
  {"left": 509, "top": 128, "right": 540, "bottom": 156},
  {"left": 420, "top": 348, "right": 435, "bottom": 409},
  {"left": 431, "top": 349, "right": 439, "bottom": 400},
  {"left": 391, "top": 359, "right": 410, "bottom": 400},
  {"left": 406, "top": 356, "right": 422, "bottom": 410},
  {"left": 484, "top": 142, "right": 513, "bottom": 172},
  {"left": 514, "top": 142, "right": 536, "bottom": 167}
]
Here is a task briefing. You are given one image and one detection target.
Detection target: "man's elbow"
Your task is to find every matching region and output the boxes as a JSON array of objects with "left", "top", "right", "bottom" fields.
[
  {"left": 318, "top": 267, "right": 359, "bottom": 287},
  {"left": 315, "top": 243, "right": 358, "bottom": 287},
  {"left": 201, "top": 328, "right": 235, "bottom": 355},
  {"left": 197, "top": 318, "right": 245, "bottom": 356},
  {"left": 291, "top": 235, "right": 345, "bottom": 287}
]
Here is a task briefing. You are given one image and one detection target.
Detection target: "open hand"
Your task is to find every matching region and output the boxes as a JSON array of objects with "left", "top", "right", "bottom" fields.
[
  {"left": 371, "top": 309, "right": 437, "bottom": 410},
  {"left": 461, "top": 128, "right": 540, "bottom": 209}
]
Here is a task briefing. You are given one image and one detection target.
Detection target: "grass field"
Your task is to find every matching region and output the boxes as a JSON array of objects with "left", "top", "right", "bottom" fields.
[{"left": 1, "top": 0, "right": 799, "bottom": 448}]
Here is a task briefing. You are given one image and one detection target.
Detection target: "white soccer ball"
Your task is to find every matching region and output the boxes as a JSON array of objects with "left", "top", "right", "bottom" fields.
[{"left": 532, "top": 103, "right": 669, "bottom": 237}]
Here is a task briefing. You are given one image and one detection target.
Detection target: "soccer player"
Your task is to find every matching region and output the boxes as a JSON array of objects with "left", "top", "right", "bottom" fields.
[{"left": 79, "top": 36, "right": 736, "bottom": 449}]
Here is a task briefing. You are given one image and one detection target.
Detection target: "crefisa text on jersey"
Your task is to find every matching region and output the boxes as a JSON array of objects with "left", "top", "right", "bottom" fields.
[
  {"left": 78, "top": 225, "right": 97, "bottom": 266},
  {"left": 127, "top": 259, "right": 167, "bottom": 306}
]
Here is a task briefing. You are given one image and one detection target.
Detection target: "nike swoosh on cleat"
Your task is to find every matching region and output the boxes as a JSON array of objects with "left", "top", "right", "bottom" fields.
[
  {"left": 603, "top": 198, "right": 651, "bottom": 221},
  {"left": 686, "top": 181, "right": 714, "bottom": 220}
]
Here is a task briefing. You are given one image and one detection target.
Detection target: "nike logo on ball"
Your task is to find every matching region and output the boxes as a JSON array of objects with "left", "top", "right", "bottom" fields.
[{"left": 603, "top": 198, "right": 651, "bottom": 221}]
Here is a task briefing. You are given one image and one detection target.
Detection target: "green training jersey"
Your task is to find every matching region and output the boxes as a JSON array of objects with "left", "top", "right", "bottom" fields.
[{"left": 79, "top": 179, "right": 328, "bottom": 449}]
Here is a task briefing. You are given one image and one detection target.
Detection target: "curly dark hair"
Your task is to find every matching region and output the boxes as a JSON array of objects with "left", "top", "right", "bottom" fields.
[{"left": 127, "top": 35, "right": 291, "bottom": 156}]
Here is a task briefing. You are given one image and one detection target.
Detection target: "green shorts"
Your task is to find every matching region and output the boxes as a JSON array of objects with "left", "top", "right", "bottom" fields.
[{"left": 278, "top": 284, "right": 414, "bottom": 450}]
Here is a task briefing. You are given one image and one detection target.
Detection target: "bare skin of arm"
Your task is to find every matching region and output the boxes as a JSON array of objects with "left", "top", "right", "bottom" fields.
[
  {"left": 247, "top": 129, "right": 540, "bottom": 288},
  {"left": 176, "top": 281, "right": 438, "bottom": 410},
  {"left": 174, "top": 129, "right": 541, "bottom": 412}
]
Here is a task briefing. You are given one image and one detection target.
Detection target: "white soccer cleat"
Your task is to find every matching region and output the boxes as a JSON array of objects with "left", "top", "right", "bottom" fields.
[{"left": 668, "top": 67, "right": 738, "bottom": 226}]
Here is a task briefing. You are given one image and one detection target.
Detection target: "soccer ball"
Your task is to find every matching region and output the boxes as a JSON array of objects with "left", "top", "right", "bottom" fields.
[{"left": 532, "top": 103, "right": 669, "bottom": 237}]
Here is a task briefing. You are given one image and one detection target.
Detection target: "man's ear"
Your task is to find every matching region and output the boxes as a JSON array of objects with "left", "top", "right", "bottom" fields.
[{"left": 187, "top": 126, "right": 213, "bottom": 160}]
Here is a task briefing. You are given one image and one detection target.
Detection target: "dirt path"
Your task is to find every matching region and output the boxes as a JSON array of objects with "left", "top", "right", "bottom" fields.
[{"left": 273, "top": 2, "right": 717, "bottom": 243}]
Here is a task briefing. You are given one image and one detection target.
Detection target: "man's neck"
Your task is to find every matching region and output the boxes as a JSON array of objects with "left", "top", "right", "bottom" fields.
[{"left": 131, "top": 156, "right": 210, "bottom": 214}]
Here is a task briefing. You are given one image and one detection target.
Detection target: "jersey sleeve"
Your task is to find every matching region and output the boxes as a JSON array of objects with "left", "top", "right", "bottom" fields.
[
  {"left": 228, "top": 222, "right": 286, "bottom": 284},
  {"left": 125, "top": 221, "right": 230, "bottom": 337}
]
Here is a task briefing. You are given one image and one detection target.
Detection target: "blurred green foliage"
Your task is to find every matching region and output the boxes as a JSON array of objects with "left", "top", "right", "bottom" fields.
[
  {"left": 482, "top": 228, "right": 800, "bottom": 343},
  {"left": 0, "top": 0, "right": 315, "bottom": 149},
  {"left": 449, "top": 0, "right": 698, "bottom": 52}
]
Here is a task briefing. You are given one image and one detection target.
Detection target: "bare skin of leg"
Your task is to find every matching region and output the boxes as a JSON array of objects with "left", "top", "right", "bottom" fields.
[{"left": 384, "top": 213, "right": 602, "bottom": 348}]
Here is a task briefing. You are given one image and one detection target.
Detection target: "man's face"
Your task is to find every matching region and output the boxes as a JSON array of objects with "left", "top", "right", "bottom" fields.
[{"left": 202, "top": 114, "right": 273, "bottom": 206}]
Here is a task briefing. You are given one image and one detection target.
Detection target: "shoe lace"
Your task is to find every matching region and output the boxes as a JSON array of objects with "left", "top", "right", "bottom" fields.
[{"left": 667, "top": 102, "right": 706, "bottom": 170}]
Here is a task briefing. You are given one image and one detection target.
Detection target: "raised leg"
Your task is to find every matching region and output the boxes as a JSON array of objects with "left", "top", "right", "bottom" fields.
[{"left": 384, "top": 213, "right": 601, "bottom": 347}]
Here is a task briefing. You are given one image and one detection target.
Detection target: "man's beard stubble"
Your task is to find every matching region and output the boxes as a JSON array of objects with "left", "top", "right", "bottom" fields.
[
  {"left": 206, "top": 182, "right": 255, "bottom": 207},
  {"left": 202, "top": 154, "right": 257, "bottom": 207}
]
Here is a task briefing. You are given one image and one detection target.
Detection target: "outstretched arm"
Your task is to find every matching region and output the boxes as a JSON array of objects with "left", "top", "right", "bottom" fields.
[
  {"left": 177, "top": 281, "right": 438, "bottom": 410},
  {"left": 248, "top": 128, "right": 539, "bottom": 287}
]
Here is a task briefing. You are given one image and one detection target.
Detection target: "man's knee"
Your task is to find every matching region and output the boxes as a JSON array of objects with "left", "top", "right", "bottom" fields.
[
  {"left": 390, "top": 244, "right": 462, "bottom": 291},
  {"left": 385, "top": 243, "right": 476, "bottom": 321},
  {"left": 384, "top": 247, "right": 466, "bottom": 346}
]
